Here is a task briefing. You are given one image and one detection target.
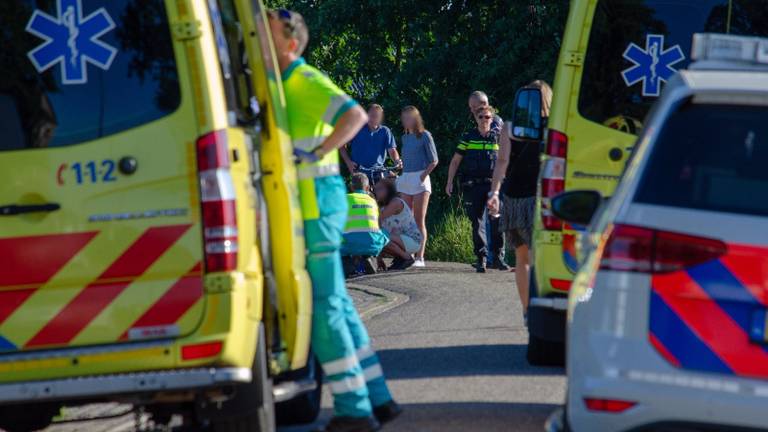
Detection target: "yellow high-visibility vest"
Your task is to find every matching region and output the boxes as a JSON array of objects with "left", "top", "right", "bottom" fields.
[
  {"left": 344, "top": 193, "right": 380, "bottom": 234},
  {"left": 282, "top": 57, "right": 358, "bottom": 220}
]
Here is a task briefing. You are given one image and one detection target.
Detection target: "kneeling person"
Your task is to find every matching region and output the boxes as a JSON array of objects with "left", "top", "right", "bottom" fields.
[{"left": 342, "top": 173, "right": 390, "bottom": 260}]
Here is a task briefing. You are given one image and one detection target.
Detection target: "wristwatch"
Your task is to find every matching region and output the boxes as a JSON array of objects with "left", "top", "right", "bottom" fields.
[{"left": 488, "top": 191, "right": 500, "bottom": 198}]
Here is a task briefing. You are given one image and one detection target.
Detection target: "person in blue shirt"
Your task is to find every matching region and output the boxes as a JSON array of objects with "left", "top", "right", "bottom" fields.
[{"left": 340, "top": 104, "right": 402, "bottom": 184}]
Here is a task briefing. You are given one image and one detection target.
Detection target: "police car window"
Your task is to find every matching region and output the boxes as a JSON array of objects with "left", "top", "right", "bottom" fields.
[
  {"left": 578, "top": 0, "right": 768, "bottom": 135},
  {"left": 636, "top": 104, "right": 768, "bottom": 217},
  {"left": 210, "top": 0, "right": 257, "bottom": 125},
  {"left": 0, "top": 1, "right": 181, "bottom": 151}
]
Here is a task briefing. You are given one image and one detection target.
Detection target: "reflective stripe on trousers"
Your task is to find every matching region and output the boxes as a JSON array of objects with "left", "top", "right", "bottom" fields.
[
  {"left": 306, "top": 177, "right": 393, "bottom": 415},
  {"left": 298, "top": 163, "right": 340, "bottom": 180}
]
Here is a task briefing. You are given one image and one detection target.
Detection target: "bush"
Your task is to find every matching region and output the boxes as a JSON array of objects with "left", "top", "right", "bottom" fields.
[{"left": 426, "top": 202, "right": 474, "bottom": 264}]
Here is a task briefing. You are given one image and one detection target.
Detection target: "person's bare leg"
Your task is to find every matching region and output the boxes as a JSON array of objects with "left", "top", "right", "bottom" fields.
[
  {"left": 400, "top": 193, "right": 414, "bottom": 210},
  {"left": 515, "top": 245, "right": 531, "bottom": 314},
  {"left": 412, "top": 192, "right": 431, "bottom": 260},
  {"left": 383, "top": 237, "right": 410, "bottom": 260}
]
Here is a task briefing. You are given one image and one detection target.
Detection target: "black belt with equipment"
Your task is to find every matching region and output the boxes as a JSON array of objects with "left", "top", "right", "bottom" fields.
[{"left": 460, "top": 178, "right": 492, "bottom": 187}]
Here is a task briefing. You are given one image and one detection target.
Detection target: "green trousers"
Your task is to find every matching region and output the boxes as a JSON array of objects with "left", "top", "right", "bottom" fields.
[{"left": 304, "top": 175, "right": 393, "bottom": 418}]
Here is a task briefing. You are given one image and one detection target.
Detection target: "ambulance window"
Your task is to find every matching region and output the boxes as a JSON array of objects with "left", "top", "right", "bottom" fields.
[
  {"left": 578, "top": 0, "right": 768, "bottom": 135},
  {"left": 0, "top": 1, "right": 181, "bottom": 150},
  {"left": 209, "top": 0, "right": 258, "bottom": 126},
  {"left": 636, "top": 104, "right": 768, "bottom": 217}
]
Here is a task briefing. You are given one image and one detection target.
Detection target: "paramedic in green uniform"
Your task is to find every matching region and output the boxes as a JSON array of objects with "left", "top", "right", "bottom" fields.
[{"left": 268, "top": 9, "right": 400, "bottom": 432}]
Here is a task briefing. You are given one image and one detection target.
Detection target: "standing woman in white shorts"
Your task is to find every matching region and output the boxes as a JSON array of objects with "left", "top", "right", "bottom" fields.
[{"left": 398, "top": 106, "right": 439, "bottom": 267}]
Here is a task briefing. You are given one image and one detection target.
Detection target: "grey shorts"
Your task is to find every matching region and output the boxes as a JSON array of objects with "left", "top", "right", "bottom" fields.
[
  {"left": 506, "top": 228, "right": 532, "bottom": 249},
  {"left": 500, "top": 196, "right": 535, "bottom": 248}
]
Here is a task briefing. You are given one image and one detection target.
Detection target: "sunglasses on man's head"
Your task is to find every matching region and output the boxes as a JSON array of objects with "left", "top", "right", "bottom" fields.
[
  {"left": 272, "top": 8, "right": 296, "bottom": 34},
  {"left": 476, "top": 115, "right": 492, "bottom": 120}
]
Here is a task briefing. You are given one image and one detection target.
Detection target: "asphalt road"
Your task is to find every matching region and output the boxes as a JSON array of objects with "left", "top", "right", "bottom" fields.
[
  {"left": 282, "top": 262, "right": 566, "bottom": 432},
  {"left": 41, "top": 262, "right": 565, "bottom": 432}
]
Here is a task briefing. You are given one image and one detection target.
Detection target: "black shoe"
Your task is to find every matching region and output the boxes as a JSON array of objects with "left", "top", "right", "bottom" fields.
[
  {"left": 389, "top": 257, "right": 403, "bottom": 270},
  {"left": 374, "top": 400, "right": 403, "bottom": 424},
  {"left": 400, "top": 257, "right": 415, "bottom": 270},
  {"left": 475, "top": 257, "right": 487, "bottom": 273},
  {"left": 493, "top": 260, "right": 510, "bottom": 271},
  {"left": 363, "top": 257, "right": 378, "bottom": 275},
  {"left": 389, "top": 257, "right": 415, "bottom": 271},
  {"left": 313, "top": 416, "right": 381, "bottom": 432}
]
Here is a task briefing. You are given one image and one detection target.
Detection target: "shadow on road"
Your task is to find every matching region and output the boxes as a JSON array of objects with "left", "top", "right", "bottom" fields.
[
  {"left": 377, "top": 344, "right": 564, "bottom": 379},
  {"left": 389, "top": 401, "right": 558, "bottom": 432},
  {"left": 279, "top": 402, "right": 558, "bottom": 432}
]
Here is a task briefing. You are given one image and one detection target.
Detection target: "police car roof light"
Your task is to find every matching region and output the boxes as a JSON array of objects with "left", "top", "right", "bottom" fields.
[{"left": 691, "top": 33, "right": 768, "bottom": 66}]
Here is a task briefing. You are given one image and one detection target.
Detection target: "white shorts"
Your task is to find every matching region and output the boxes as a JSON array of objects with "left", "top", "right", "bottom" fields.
[
  {"left": 397, "top": 171, "right": 432, "bottom": 195},
  {"left": 400, "top": 235, "right": 421, "bottom": 254}
]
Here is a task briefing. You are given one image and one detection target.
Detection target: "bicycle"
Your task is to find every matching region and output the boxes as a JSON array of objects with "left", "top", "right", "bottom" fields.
[{"left": 356, "top": 164, "right": 400, "bottom": 186}]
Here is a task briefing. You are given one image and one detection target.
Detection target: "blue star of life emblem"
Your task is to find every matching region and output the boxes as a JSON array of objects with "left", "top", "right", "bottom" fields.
[
  {"left": 621, "top": 34, "right": 685, "bottom": 97},
  {"left": 26, "top": 0, "right": 118, "bottom": 85}
]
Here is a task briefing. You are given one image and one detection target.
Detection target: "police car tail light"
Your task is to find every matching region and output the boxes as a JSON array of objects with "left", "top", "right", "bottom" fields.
[
  {"left": 541, "top": 129, "right": 567, "bottom": 231},
  {"left": 599, "top": 224, "right": 726, "bottom": 274},
  {"left": 584, "top": 397, "right": 637, "bottom": 413},
  {"left": 197, "top": 130, "right": 238, "bottom": 273}
]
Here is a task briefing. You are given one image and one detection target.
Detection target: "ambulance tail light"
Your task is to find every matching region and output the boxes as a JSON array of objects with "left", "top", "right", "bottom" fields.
[
  {"left": 197, "top": 130, "right": 238, "bottom": 273},
  {"left": 182, "top": 341, "right": 223, "bottom": 361},
  {"left": 541, "top": 129, "right": 567, "bottom": 231},
  {"left": 599, "top": 224, "right": 726, "bottom": 274}
]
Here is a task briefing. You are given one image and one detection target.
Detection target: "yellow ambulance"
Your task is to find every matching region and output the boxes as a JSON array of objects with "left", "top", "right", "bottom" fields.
[
  {"left": 0, "top": 0, "right": 316, "bottom": 430},
  {"left": 524, "top": 0, "right": 768, "bottom": 365}
]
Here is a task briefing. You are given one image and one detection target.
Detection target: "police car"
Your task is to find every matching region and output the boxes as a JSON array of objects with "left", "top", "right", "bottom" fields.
[{"left": 546, "top": 33, "right": 768, "bottom": 431}]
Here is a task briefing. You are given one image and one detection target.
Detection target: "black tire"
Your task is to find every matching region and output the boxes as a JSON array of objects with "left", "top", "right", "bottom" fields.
[
  {"left": 526, "top": 331, "right": 565, "bottom": 366},
  {"left": 202, "top": 324, "right": 276, "bottom": 432},
  {"left": 276, "top": 354, "right": 323, "bottom": 425},
  {"left": 0, "top": 404, "right": 59, "bottom": 432}
]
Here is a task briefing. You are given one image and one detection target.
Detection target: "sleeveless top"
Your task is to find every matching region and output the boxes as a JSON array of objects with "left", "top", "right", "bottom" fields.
[
  {"left": 381, "top": 198, "right": 423, "bottom": 243},
  {"left": 503, "top": 124, "right": 542, "bottom": 198}
]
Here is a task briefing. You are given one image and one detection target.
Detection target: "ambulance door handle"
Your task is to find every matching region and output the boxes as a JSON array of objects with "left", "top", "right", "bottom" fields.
[
  {"left": 0, "top": 203, "right": 61, "bottom": 216},
  {"left": 609, "top": 147, "right": 624, "bottom": 162}
]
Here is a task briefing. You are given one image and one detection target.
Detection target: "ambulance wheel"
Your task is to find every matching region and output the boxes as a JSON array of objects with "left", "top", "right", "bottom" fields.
[
  {"left": 276, "top": 353, "right": 323, "bottom": 425},
  {"left": 0, "top": 403, "right": 59, "bottom": 432},
  {"left": 204, "top": 324, "right": 276, "bottom": 432},
  {"left": 526, "top": 332, "right": 565, "bottom": 366}
]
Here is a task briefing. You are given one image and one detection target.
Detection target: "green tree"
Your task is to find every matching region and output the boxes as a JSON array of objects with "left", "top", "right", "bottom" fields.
[{"left": 268, "top": 0, "right": 569, "bottom": 261}]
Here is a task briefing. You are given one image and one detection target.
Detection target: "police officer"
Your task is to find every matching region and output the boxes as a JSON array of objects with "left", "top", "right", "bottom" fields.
[
  {"left": 268, "top": 9, "right": 400, "bottom": 432},
  {"left": 445, "top": 106, "right": 507, "bottom": 273}
]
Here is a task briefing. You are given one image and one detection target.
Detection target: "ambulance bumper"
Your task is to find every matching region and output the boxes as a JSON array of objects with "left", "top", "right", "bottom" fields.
[{"left": 0, "top": 367, "right": 252, "bottom": 403}]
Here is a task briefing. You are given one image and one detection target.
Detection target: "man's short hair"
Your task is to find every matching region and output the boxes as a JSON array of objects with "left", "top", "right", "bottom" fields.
[
  {"left": 269, "top": 9, "right": 310, "bottom": 55},
  {"left": 350, "top": 173, "right": 370, "bottom": 191},
  {"left": 368, "top": 104, "right": 384, "bottom": 113},
  {"left": 469, "top": 90, "right": 489, "bottom": 102}
]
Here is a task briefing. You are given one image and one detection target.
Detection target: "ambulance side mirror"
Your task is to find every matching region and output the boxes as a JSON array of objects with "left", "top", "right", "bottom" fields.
[
  {"left": 551, "top": 190, "right": 603, "bottom": 227},
  {"left": 511, "top": 88, "right": 544, "bottom": 141}
]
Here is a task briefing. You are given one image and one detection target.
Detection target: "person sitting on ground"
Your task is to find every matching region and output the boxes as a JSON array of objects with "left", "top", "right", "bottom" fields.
[
  {"left": 341, "top": 173, "right": 391, "bottom": 261},
  {"left": 374, "top": 178, "right": 422, "bottom": 271}
]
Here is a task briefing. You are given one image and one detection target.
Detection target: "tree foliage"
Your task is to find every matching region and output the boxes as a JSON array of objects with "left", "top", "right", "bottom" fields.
[
  {"left": 267, "top": 0, "right": 569, "bottom": 259},
  {"left": 268, "top": 1, "right": 567, "bottom": 140}
]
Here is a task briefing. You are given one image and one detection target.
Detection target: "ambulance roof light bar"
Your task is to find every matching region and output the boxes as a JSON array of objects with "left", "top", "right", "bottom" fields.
[{"left": 691, "top": 33, "right": 768, "bottom": 66}]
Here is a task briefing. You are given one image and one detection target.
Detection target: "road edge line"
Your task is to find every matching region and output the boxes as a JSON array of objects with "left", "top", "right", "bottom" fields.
[{"left": 347, "top": 283, "right": 409, "bottom": 321}]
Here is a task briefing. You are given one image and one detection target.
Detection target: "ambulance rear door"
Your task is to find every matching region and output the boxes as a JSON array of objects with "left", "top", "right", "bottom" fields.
[{"left": 0, "top": 0, "right": 206, "bottom": 352}]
